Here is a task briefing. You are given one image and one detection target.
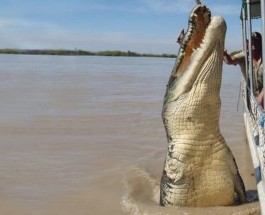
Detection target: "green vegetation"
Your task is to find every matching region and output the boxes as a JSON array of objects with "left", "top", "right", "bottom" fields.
[
  {"left": 0, "top": 49, "right": 177, "bottom": 58},
  {"left": 0, "top": 48, "right": 244, "bottom": 59}
]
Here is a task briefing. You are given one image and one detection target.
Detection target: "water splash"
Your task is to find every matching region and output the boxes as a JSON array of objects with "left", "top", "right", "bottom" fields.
[{"left": 121, "top": 166, "right": 260, "bottom": 215}]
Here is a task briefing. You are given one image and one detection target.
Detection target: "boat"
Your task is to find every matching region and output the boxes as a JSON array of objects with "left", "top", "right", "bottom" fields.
[{"left": 240, "top": 0, "right": 265, "bottom": 213}]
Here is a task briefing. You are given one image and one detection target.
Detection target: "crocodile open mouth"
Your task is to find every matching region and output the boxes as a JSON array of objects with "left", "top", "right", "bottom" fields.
[
  {"left": 163, "top": 3, "right": 227, "bottom": 105},
  {"left": 168, "top": 4, "right": 211, "bottom": 86}
]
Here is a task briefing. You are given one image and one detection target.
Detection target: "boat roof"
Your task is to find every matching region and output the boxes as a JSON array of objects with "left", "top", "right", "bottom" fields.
[{"left": 241, "top": 0, "right": 261, "bottom": 19}]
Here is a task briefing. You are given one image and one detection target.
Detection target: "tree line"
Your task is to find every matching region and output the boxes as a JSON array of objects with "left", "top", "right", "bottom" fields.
[{"left": 0, "top": 49, "right": 176, "bottom": 58}]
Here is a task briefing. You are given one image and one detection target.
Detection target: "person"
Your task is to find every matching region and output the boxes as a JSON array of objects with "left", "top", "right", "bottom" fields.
[
  {"left": 251, "top": 32, "right": 263, "bottom": 97},
  {"left": 223, "top": 32, "right": 263, "bottom": 107}
]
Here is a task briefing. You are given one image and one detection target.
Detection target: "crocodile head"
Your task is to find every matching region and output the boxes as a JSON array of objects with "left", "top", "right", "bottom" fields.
[{"left": 164, "top": 4, "right": 226, "bottom": 106}]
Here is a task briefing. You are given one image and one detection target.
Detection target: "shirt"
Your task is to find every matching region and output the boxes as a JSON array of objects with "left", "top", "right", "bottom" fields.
[{"left": 253, "top": 58, "right": 263, "bottom": 96}]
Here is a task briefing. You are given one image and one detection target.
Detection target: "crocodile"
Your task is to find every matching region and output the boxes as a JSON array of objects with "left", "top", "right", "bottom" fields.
[{"left": 160, "top": 2, "right": 247, "bottom": 207}]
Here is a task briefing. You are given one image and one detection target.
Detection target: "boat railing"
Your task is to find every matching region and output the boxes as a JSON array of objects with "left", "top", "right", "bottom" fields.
[
  {"left": 241, "top": 0, "right": 265, "bottom": 213},
  {"left": 241, "top": 76, "right": 265, "bottom": 200}
]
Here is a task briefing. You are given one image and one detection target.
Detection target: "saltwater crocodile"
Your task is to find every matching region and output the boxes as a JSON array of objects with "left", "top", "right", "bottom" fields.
[{"left": 160, "top": 2, "right": 247, "bottom": 207}]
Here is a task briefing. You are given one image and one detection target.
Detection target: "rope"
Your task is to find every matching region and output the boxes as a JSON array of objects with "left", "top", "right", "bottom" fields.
[{"left": 237, "top": 81, "right": 242, "bottom": 112}]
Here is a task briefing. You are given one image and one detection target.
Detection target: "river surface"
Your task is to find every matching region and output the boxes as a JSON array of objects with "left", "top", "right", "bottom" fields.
[{"left": 0, "top": 55, "right": 260, "bottom": 214}]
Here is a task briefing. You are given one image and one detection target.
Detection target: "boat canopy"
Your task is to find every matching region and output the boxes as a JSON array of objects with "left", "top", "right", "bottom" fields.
[{"left": 241, "top": 0, "right": 261, "bottom": 19}]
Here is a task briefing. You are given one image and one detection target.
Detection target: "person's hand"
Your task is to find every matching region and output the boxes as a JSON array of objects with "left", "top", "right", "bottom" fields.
[
  {"left": 223, "top": 49, "right": 229, "bottom": 63},
  {"left": 257, "top": 88, "right": 264, "bottom": 108}
]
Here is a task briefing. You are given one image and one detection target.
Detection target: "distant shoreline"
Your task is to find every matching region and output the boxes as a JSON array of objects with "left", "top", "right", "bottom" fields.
[{"left": 0, "top": 49, "right": 177, "bottom": 58}]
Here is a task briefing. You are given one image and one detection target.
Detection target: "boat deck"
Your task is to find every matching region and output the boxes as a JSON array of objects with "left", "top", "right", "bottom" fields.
[{"left": 244, "top": 112, "right": 265, "bottom": 213}]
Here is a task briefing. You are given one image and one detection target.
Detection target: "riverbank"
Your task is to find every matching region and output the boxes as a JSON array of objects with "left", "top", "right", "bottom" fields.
[{"left": 0, "top": 49, "right": 177, "bottom": 58}]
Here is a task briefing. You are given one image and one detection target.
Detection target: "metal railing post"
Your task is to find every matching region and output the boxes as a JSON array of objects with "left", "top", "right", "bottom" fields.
[
  {"left": 247, "top": 0, "right": 254, "bottom": 95},
  {"left": 261, "top": 0, "right": 265, "bottom": 108},
  {"left": 242, "top": 8, "right": 249, "bottom": 83}
]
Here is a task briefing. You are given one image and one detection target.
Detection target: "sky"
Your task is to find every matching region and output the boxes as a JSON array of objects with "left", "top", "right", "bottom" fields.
[{"left": 0, "top": 0, "right": 261, "bottom": 54}]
